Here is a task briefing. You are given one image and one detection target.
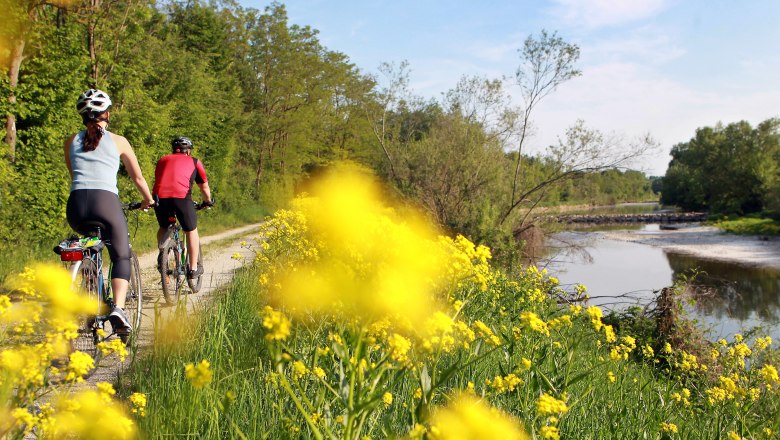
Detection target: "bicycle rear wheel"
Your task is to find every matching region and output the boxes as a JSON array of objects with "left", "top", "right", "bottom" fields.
[
  {"left": 72, "top": 258, "right": 102, "bottom": 360},
  {"left": 160, "top": 242, "right": 182, "bottom": 305},
  {"left": 123, "top": 250, "right": 143, "bottom": 345},
  {"left": 186, "top": 243, "right": 204, "bottom": 293}
]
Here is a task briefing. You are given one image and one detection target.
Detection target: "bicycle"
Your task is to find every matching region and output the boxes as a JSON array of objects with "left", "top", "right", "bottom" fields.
[
  {"left": 54, "top": 202, "right": 145, "bottom": 362},
  {"left": 158, "top": 200, "right": 212, "bottom": 305}
]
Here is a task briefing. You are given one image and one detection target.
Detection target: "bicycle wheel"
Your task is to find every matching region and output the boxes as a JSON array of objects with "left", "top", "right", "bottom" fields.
[
  {"left": 186, "top": 243, "right": 204, "bottom": 293},
  {"left": 123, "top": 250, "right": 143, "bottom": 345},
  {"left": 160, "top": 242, "right": 182, "bottom": 305},
  {"left": 72, "top": 258, "right": 102, "bottom": 360}
]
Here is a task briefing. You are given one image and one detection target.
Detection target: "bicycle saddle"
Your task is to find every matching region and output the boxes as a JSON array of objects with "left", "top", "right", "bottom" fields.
[{"left": 75, "top": 220, "right": 108, "bottom": 238}]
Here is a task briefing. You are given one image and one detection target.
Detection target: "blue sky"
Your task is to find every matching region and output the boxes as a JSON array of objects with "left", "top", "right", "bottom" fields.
[{"left": 238, "top": 0, "right": 780, "bottom": 175}]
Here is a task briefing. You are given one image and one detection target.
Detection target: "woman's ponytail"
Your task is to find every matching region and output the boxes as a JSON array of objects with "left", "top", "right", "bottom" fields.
[{"left": 82, "top": 119, "right": 104, "bottom": 152}]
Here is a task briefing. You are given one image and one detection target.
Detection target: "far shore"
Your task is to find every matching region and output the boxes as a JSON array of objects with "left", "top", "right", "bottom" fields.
[{"left": 597, "top": 224, "right": 780, "bottom": 270}]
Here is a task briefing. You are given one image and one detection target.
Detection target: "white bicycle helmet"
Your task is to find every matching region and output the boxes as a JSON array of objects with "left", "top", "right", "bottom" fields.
[{"left": 76, "top": 89, "right": 112, "bottom": 116}]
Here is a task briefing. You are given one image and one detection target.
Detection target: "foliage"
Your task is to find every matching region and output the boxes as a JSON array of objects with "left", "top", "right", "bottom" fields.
[{"left": 661, "top": 118, "right": 780, "bottom": 215}]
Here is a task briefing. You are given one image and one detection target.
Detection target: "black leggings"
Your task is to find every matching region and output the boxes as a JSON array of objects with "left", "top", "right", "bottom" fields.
[{"left": 66, "top": 189, "right": 131, "bottom": 281}]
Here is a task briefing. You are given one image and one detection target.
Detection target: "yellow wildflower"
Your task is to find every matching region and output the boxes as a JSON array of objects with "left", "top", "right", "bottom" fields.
[
  {"left": 292, "top": 361, "right": 308, "bottom": 380},
  {"left": 129, "top": 393, "right": 147, "bottom": 417},
  {"left": 184, "top": 360, "right": 213, "bottom": 389},
  {"left": 540, "top": 425, "right": 560, "bottom": 440},
  {"left": 65, "top": 351, "right": 95, "bottom": 383},
  {"left": 428, "top": 394, "right": 529, "bottom": 440},
  {"left": 261, "top": 306, "right": 291, "bottom": 341},
  {"left": 536, "top": 393, "right": 568, "bottom": 416},
  {"left": 660, "top": 422, "right": 678, "bottom": 433},
  {"left": 383, "top": 392, "right": 393, "bottom": 407}
]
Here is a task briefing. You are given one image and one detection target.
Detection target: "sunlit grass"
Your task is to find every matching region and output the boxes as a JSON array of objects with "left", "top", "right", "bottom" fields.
[{"left": 714, "top": 217, "right": 780, "bottom": 236}]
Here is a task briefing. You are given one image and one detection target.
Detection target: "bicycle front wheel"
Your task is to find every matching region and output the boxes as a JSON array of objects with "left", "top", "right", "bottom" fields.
[
  {"left": 186, "top": 243, "right": 204, "bottom": 293},
  {"left": 72, "top": 258, "right": 102, "bottom": 360},
  {"left": 160, "top": 242, "right": 182, "bottom": 305},
  {"left": 123, "top": 250, "right": 143, "bottom": 345}
]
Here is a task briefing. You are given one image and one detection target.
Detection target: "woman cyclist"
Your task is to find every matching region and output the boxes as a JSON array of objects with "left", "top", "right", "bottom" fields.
[{"left": 64, "top": 89, "right": 154, "bottom": 336}]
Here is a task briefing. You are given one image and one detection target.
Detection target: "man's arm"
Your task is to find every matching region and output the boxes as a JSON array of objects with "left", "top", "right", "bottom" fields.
[{"left": 197, "top": 181, "right": 212, "bottom": 204}]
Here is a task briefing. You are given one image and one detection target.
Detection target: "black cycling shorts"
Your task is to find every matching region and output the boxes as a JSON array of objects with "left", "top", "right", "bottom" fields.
[
  {"left": 66, "top": 189, "right": 132, "bottom": 281},
  {"left": 154, "top": 198, "right": 197, "bottom": 232}
]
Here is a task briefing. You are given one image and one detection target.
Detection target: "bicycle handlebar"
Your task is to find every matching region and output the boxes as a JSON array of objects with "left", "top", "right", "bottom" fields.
[
  {"left": 194, "top": 199, "right": 215, "bottom": 211},
  {"left": 124, "top": 201, "right": 157, "bottom": 211}
]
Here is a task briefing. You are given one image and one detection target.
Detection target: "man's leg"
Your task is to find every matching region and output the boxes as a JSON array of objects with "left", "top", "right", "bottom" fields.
[{"left": 185, "top": 228, "right": 200, "bottom": 272}]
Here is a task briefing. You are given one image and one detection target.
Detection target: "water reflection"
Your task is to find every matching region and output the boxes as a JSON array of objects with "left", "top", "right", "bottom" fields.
[
  {"left": 666, "top": 252, "right": 780, "bottom": 329},
  {"left": 545, "top": 230, "right": 780, "bottom": 341}
]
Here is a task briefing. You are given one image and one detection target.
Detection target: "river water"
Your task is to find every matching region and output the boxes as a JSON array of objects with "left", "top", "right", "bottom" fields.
[{"left": 544, "top": 224, "right": 780, "bottom": 342}]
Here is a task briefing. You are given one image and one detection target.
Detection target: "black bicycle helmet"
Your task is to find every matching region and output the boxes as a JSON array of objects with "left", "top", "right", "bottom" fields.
[{"left": 171, "top": 136, "right": 193, "bottom": 153}]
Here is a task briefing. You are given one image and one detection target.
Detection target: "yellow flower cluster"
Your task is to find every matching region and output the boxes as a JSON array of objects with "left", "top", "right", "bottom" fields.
[
  {"left": 129, "top": 392, "right": 147, "bottom": 417},
  {"left": 1, "top": 264, "right": 139, "bottom": 438},
  {"left": 387, "top": 333, "right": 413, "bottom": 367},
  {"left": 671, "top": 388, "right": 691, "bottom": 406},
  {"left": 520, "top": 312, "right": 549, "bottom": 336},
  {"left": 261, "top": 306, "right": 291, "bottom": 341},
  {"left": 705, "top": 373, "right": 747, "bottom": 404},
  {"left": 184, "top": 359, "right": 213, "bottom": 389},
  {"left": 426, "top": 394, "right": 529, "bottom": 440},
  {"left": 382, "top": 392, "right": 393, "bottom": 407},
  {"left": 536, "top": 392, "right": 569, "bottom": 416},
  {"left": 257, "top": 164, "right": 457, "bottom": 328},
  {"left": 472, "top": 320, "right": 501, "bottom": 346},
  {"left": 660, "top": 422, "right": 678, "bottom": 433},
  {"left": 485, "top": 373, "right": 523, "bottom": 394},
  {"left": 540, "top": 425, "right": 560, "bottom": 440},
  {"left": 586, "top": 306, "right": 603, "bottom": 332},
  {"left": 97, "top": 337, "right": 129, "bottom": 362},
  {"left": 440, "top": 234, "right": 494, "bottom": 292},
  {"left": 608, "top": 336, "right": 637, "bottom": 362}
]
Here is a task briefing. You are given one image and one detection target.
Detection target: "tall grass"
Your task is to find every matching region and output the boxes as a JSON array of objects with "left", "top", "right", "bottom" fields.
[{"left": 121, "top": 266, "right": 780, "bottom": 439}]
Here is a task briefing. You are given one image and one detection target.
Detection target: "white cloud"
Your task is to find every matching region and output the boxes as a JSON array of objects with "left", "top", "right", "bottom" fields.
[
  {"left": 521, "top": 58, "right": 779, "bottom": 175},
  {"left": 548, "top": 0, "right": 670, "bottom": 29}
]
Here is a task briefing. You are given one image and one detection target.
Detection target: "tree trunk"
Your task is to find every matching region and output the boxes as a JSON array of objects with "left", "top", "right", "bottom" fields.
[
  {"left": 4, "top": 38, "right": 26, "bottom": 163},
  {"left": 88, "top": 0, "right": 101, "bottom": 86}
]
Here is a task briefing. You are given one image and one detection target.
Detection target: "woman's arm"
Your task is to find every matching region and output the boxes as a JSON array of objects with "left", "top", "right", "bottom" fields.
[
  {"left": 113, "top": 133, "right": 155, "bottom": 208},
  {"left": 63, "top": 134, "right": 77, "bottom": 179}
]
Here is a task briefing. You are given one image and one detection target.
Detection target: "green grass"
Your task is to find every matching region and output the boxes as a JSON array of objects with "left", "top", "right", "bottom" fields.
[
  {"left": 713, "top": 217, "right": 780, "bottom": 236},
  {"left": 121, "top": 264, "right": 780, "bottom": 439}
]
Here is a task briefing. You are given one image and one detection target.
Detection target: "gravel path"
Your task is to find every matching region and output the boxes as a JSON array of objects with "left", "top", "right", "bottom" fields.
[
  {"left": 82, "top": 223, "right": 263, "bottom": 387},
  {"left": 598, "top": 225, "right": 780, "bottom": 269}
]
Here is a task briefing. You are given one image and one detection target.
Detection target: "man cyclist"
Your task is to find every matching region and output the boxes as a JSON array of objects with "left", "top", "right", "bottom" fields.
[{"left": 153, "top": 137, "right": 212, "bottom": 279}]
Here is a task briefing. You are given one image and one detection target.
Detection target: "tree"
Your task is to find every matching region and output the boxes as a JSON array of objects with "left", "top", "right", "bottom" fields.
[
  {"left": 505, "top": 29, "right": 581, "bottom": 223},
  {"left": 1, "top": 0, "right": 75, "bottom": 162},
  {"left": 511, "top": 120, "right": 656, "bottom": 233}
]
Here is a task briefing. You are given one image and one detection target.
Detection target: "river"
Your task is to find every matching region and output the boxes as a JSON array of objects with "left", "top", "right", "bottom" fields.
[{"left": 544, "top": 223, "right": 780, "bottom": 342}]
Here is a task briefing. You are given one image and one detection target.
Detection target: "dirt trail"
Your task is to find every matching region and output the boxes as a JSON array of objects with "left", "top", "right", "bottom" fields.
[{"left": 83, "top": 223, "right": 263, "bottom": 387}]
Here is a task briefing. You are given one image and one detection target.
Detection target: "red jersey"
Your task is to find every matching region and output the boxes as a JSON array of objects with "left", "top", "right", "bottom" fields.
[{"left": 153, "top": 153, "right": 208, "bottom": 199}]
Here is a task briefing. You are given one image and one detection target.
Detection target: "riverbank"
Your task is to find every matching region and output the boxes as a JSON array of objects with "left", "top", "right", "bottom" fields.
[{"left": 598, "top": 224, "right": 780, "bottom": 269}]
